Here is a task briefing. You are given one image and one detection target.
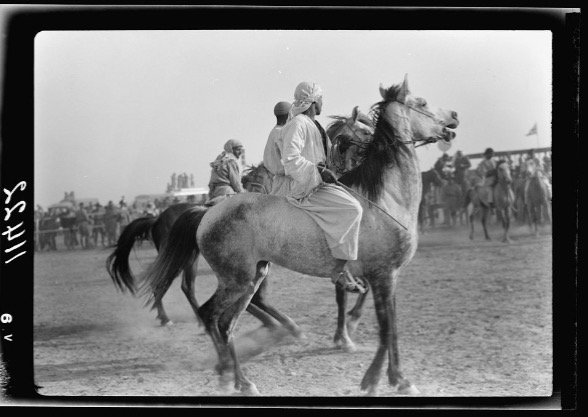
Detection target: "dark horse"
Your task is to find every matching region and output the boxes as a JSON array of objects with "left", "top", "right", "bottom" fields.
[
  {"left": 140, "top": 76, "right": 459, "bottom": 395},
  {"left": 418, "top": 168, "right": 444, "bottom": 233},
  {"left": 106, "top": 202, "right": 293, "bottom": 331},
  {"left": 106, "top": 203, "right": 203, "bottom": 326}
]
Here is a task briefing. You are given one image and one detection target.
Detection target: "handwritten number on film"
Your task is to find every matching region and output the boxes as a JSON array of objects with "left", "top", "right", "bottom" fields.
[
  {"left": 2, "top": 181, "right": 26, "bottom": 343},
  {"left": 3, "top": 181, "right": 27, "bottom": 264}
]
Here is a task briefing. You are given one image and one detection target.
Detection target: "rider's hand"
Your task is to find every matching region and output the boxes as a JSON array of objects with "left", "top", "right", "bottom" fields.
[{"left": 317, "top": 163, "right": 337, "bottom": 184}]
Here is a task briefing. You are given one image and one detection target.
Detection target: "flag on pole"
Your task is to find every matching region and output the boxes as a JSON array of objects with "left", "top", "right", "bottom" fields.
[{"left": 526, "top": 122, "right": 538, "bottom": 136}]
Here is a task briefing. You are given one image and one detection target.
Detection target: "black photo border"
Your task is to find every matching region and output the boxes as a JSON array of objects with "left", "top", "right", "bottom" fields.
[{"left": 0, "top": 5, "right": 579, "bottom": 411}]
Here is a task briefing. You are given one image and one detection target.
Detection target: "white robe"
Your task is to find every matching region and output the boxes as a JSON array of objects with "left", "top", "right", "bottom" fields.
[{"left": 276, "top": 114, "right": 362, "bottom": 260}]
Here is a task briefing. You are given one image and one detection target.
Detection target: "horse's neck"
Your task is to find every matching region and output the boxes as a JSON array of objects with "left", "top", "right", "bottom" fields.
[{"left": 380, "top": 146, "right": 421, "bottom": 225}]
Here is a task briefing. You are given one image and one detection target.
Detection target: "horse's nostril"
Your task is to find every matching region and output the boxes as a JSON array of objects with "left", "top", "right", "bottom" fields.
[{"left": 452, "top": 111, "right": 458, "bottom": 120}]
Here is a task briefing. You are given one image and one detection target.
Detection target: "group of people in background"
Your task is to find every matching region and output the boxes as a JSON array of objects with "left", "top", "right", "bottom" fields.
[{"left": 425, "top": 147, "right": 552, "bottom": 227}]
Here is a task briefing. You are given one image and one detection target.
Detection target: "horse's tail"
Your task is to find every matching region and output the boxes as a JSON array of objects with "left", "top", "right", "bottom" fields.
[
  {"left": 105, "top": 216, "right": 157, "bottom": 294},
  {"left": 139, "top": 206, "right": 208, "bottom": 309}
]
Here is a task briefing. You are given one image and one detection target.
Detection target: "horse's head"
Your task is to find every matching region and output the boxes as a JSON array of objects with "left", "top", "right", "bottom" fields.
[
  {"left": 496, "top": 160, "right": 513, "bottom": 185},
  {"left": 379, "top": 74, "right": 459, "bottom": 146},
  {"left": 326, "top": 106, "right": 374, "bottom": 177},
  {"left": 242, "top": 163, "right": 272, "bottom": 194}
]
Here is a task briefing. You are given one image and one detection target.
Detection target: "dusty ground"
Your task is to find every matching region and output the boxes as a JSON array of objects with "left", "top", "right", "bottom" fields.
[{"left": 32, "top": 223, "right": 553, "bottom": 401}]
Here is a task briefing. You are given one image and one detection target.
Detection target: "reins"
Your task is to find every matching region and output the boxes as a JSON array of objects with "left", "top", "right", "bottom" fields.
[{"left": 333, "top": 178, "right": 409, "bottom": 231}]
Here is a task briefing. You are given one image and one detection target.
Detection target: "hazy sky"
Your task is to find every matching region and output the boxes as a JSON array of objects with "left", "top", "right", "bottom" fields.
[{"left": 34, "top": 30, "right": 552, "bottom": 207}]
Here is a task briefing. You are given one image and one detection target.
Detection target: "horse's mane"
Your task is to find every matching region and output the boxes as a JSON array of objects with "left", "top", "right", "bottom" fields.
[{"left": 336, "top": 84, "right": 410, "bottom": 202}]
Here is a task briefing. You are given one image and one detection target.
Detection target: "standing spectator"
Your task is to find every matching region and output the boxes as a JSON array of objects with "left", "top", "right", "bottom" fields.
[
  {"left": 91, "top": 202, "right": 106, "bottom": 247},
  {"left": 118, "top": 202, "right": 132, "bottom": 234},
  {"left": 104, "top": 201, "right": 120, "bottom": 245},
  {"left": 76, "top": 202, "right": 93, "bottom": 249}
]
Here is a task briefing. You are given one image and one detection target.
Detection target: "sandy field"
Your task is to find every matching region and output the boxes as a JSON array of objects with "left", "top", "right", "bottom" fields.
[{"left": 32, "top": 223, "right": 553, "bottom": 403}]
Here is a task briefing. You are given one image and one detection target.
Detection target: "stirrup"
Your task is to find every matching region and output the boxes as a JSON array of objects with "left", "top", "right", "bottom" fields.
[{"left": 334, "top": 271, "right": 368, "bottom": 294}]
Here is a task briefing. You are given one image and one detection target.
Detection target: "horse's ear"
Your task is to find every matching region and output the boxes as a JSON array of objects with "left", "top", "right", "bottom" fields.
[
  {"left": 379, "top": 84, "right": 388, "bottom": 100},
  {"left": 351, "top": 106, "right": 360, "bottom": 122},
  {"left": 397, "top": 74, "right": 410, "bottom": 103}
]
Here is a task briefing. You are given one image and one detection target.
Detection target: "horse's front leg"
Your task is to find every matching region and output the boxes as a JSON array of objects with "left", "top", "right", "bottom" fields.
[
  {"left": 333, "top": 284, "right": 356, "bottom": 352},
  {"left": 361, "top": 272, "right": 418, "bottom": 396}
]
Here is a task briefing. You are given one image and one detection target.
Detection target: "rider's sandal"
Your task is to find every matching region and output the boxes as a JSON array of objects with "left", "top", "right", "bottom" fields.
[{"left": 333, "top": 271, "right": 368, "bottom": 294}]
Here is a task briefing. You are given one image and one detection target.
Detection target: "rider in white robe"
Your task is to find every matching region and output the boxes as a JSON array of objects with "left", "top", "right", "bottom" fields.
[{"left": 270, "top": 81, "right": 364, "bottom": 293}]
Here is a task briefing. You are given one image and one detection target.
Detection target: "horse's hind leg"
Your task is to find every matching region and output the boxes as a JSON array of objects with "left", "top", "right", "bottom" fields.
[
  {"left": 180, "top": 261, "right": 205, "bottom": 328},
  {"left": 152, "top": 279, "right": 174, "bottom": 326},
  {"left": 250, "top": 266, "right": 303, "bottom": 339},
  {"left": 201, "top": 264, "right": 268, "bottom": 395}
]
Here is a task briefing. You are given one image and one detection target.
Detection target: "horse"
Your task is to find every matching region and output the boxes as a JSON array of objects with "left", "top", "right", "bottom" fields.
[
  {"left": 524, "top": 159, "right": 552, "bottom": 236},
  {"left": 418, "top": 169, "right": 445, "bottom": 233},
  {"left": 107, "top": 202, "right": 205, "bottom": 326},
  {"left": 327, "top": 105, "right": 375, "bottom": 176},
  {"left": 493, "top": 160, "right": 515, "bottom": 242},
  {"left": 140, "top": 75, "right": 459, "bottom": 396},
  {"left": 440, "top": 178, "right": 465, "bottom": 227}
]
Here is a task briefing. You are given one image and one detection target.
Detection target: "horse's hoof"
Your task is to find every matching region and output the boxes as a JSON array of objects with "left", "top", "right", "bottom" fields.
[
  {"left": 362, "top": 385, "right": 379, "bottom": 396},
  {"left": 218, "top": 372, "right": 236, "bottom": 394},
  {"left": 291, "top": 328, "right": 306, "bottom": 340},
  {"left": 240, "top": 384, "right": 261, "bottom": 396},
  {"left": 160, "top": 320, "right": 173, "bottom": 327},
  {"left": 343, "top": 342, "right": 357, "bottom": 353},
  {"left": 398, "top": 383, "right": 420, "bottom": 396}
]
